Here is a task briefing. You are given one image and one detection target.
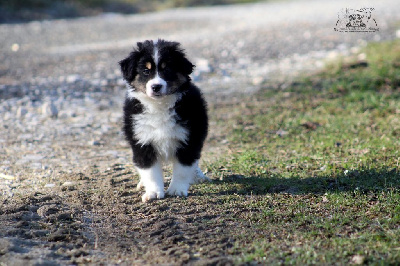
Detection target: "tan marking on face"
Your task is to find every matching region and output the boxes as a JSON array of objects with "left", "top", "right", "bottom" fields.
[
  {"left": 132, "top": 77, "right": 147, "bottom": 94},
  {"left": 145, "top": 62, "right": 152, "bottom": 70}
]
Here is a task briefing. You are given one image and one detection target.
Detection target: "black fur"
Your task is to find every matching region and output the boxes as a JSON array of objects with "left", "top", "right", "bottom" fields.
[{"left": 175, "top": 83, "right": 208, "bottom": 165}]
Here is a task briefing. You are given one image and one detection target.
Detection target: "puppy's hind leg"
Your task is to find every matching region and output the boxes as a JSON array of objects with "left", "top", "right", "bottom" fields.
[{"left": 192, "top": 160, "right": 211, "bottom": 184}]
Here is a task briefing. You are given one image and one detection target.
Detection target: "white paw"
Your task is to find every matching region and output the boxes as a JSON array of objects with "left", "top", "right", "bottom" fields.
[
  {"left": 141, "top": 191, "right": 165, "bottom": 202},
  {"left": 166, "top": 183, "right": 189, "bottom": 197}
]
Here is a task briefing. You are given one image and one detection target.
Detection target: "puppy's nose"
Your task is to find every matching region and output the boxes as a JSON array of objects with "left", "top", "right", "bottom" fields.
[{"left": 151, "top": 84, "right": 163, "bottom": 93}]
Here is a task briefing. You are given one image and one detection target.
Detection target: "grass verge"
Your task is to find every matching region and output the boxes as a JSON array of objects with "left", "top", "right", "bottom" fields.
[{"left": 200, "top": 40, "right": 400, "bottom": 264}]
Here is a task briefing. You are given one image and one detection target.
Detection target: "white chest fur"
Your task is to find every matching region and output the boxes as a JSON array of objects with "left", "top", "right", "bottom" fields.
[{"left": 130, "top": 91, "right": 188, "bottom": 162}]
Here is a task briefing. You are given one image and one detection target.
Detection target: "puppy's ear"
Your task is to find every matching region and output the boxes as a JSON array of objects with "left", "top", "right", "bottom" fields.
[
  {"left": 119, "top": 49, "right": 140, "bottom": 82},
  {"left": 171, "top": 42, "right": 195, "bottom": 76},
  {"left": 178, "top": 56, "right": 195, "bottom": 76},
  {"left": 136, "top": 42, "right": 144, "bottom": 51}
]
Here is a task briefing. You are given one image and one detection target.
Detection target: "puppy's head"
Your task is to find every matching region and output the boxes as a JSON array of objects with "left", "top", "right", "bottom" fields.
[{"left": 119, "top": 39, "right": 194, "bottom": 98}]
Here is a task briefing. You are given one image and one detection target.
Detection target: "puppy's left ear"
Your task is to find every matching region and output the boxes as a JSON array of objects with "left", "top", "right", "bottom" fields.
[
  {"left": 170, "top": 42, "right": 195, "bottom": 76},
  {"left": 178, "top": 56, "right": 195, "bottom": 76}
]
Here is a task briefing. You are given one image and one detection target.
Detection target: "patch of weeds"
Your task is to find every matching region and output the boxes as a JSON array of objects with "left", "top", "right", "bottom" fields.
[{"left": 202, "top": 40, "right": 400, "bottom": 264}]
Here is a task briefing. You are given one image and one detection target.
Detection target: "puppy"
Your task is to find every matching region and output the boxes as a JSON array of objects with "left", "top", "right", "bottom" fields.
[{"left": 119, "top": 39, "right": 209, "bottom": 202}]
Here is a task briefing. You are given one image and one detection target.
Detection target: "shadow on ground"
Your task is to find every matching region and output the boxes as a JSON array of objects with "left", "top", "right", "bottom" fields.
[{"left": 212, "top": 168, "right": 400, "bottom": 196}]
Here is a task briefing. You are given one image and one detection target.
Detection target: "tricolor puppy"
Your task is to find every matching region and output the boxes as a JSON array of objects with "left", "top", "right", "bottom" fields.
[{"left": 119, "top": 39, "right": 209, "bottom": 202}]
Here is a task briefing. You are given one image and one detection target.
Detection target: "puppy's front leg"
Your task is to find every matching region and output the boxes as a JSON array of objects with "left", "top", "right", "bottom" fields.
[
  {"left": 166, "top": 161, "right": 197, "bottom": 197},
  {"left": 136, "top": 161, "right": 164, "bottom": 202}
]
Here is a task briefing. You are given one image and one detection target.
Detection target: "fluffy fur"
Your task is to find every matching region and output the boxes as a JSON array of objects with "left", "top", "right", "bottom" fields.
[{"left": 120, "top": 39, "right": 209, "bottom": 202}]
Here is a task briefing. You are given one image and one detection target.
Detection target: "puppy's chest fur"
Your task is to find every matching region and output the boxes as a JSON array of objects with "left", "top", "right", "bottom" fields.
[{"left": 132, "top": 92, "right": 188, "bottom": 161}]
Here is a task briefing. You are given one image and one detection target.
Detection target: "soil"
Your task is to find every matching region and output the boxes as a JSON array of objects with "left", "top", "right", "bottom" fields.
[
  {"left": 0, "top": 167, "right": 246, "bottom": 265},
  {"left": 1, "top": 0, "right": 400, "bottom": 264}
]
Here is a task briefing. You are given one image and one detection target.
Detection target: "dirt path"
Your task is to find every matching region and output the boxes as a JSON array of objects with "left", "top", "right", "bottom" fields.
[{"left": 1, "top": 0, "right": 400, "bottom": 264}]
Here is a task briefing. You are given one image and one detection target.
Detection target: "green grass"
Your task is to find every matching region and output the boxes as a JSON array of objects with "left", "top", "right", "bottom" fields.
[{"left": 201, "top": 40, "right": 400, "bottom": 264}]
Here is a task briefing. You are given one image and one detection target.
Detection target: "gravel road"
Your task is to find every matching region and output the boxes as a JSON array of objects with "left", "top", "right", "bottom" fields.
[
  {"left": 1, "top": 0, "right": 400, "bottom": 96},
  {"left": 1, "top": 0, "right": 400, "bottom": 264}
]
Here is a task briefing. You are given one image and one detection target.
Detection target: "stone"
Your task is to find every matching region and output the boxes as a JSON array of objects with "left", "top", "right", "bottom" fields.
[{"left": 16, "top": 107, "right": 28, "bottom": 118}]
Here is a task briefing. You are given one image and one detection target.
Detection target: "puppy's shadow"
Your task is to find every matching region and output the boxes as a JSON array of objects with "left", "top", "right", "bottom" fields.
[{"left": 199, "top": 168, "right": 399, "bottom": 196}]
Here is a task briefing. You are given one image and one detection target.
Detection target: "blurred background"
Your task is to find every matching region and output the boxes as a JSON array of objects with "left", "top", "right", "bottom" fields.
[
  {"left": 0, "top": 0, "right": 399, "bottom": 173},
  {"left": 0, "top": 0, "right": 258, "bottom": 22}
]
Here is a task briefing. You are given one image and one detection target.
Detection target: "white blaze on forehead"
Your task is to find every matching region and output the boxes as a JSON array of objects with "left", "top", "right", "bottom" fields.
[
  {"left": 153, "top": 40, "right": 160, "bottom": 65},
  {"left": 145, "top": 39, "right": 167, "bottom": 97}
]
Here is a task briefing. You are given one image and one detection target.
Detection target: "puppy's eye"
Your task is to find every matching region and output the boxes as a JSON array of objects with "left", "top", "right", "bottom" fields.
[
  {"left": 143, "top": 69, "right": 150, "bottom": 75},
  {"left": 160, "top": 62, "right": 167, "bottom": 69}
]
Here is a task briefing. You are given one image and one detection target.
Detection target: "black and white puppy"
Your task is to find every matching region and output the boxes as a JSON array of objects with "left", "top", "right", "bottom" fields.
[{"left": 119, "top": 39, "right": 209, "bottom": 202}]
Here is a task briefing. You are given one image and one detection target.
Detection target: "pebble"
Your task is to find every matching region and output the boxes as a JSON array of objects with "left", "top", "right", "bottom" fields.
[
  {"left": 252, "top": 76, "right": 266, "bottom": 86},
  {"left": 62, "top": 181, "right": 75, "bottom": 187},
  {"left": 276, "top": 129, "right": 288, "bottom": 137},
  {"left": 41, "top": 101, "right": 59, "bottom": 118},
  {"left": 195, "top": 58, "right": 212, "bottom": 73},
  {"left": 11, "top": 43, "right": 20, "bottom": 52},
  {"left": 192, "top": 58, "right": 213, "bottom": 81},
  {"left": 351, "top": 255, "right": 365, "bottom": 265},
  {"left": 92, "top": 140, "right": 102, "bottom": 146},
  {"left": 0, "top": 238, "right": 12, "bottom": 255},
  {"left": 0, "top": 173, "right": 15, "bottom": 180},
  {"left": 16, "top": 107, "right": 28, "bottom": 118},
  {"left": 66, "top": 74, "right": 81, "bottom": 83},
  {"left": 61, "top": 181, "right": 76, "bottom": 191}
]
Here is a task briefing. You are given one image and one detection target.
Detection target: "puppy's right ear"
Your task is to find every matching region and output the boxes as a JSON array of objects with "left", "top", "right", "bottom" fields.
[
  {"left": 136, "top": 41, "right": 144, "bottom": 51},
  {"left": 119, "top": 49, "right": 141, "bottom": 82}
]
